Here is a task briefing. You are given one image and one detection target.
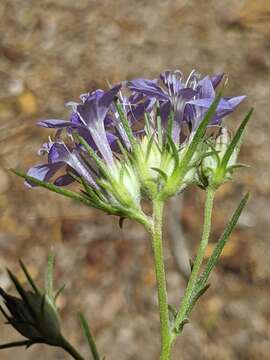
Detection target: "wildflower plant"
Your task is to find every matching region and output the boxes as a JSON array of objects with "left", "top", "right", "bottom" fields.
[{"left": 1, "top": 69, "right": 252, "bottom": 360}]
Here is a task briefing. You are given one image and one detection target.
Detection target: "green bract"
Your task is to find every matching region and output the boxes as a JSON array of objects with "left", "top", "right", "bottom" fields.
[{"left": 198, "top": 108, "right": 253, "bottom": 189}]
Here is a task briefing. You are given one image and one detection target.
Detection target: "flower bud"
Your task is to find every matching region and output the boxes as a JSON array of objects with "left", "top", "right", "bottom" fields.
[
  {"left": 199, "top": 127, "right": 240, "bottom": 188},
  {"left": 0, "top": 286, "right": 61, "bottom": 346},
  {"left": 133, "top": 134, "right": 199, "bottom": 200},
  {"left": 0, "top": 288, "right": 42, "bottom": 341},
  {"left": 28, "top": 293, "right": 61, "bottom": 345},
  {"left": 0, "top": 258, "right": 64, "bottom": 348}
]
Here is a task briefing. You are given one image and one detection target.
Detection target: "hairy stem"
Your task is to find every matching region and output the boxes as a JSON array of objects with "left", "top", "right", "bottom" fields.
[
  {"left": 173, "top": 187, "right": 215, "bottom": 338},
  {"left": 151, "top": 200, "right": 171, "bottom": 360}
]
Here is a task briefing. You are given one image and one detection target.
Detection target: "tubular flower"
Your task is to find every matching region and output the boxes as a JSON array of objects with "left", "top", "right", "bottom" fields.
[
  {"left": 20, "top": 69, "right": 246, "bottom": 220},
  {"left": 129, "top": 70, "right": 245, "bottom": 139}
]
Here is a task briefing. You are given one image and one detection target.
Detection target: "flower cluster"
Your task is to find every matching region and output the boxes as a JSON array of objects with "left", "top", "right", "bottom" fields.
[
  {"left": 24, "top": 69, "right": 246, "bottom": 220},
  {"left": 6, "top": 69, "right": 253, "bottom": 360}
]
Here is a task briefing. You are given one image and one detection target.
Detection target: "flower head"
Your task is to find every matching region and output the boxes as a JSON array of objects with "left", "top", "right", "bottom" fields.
[
  {"left": 197, "top": 108, "right": 253, "bottom": 189},
  {"left": 18, "top": 69, "right": 248, "bottom": 221}
]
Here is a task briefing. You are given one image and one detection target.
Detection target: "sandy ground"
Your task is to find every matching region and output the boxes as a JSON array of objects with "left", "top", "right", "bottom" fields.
[{"left": 0, "top": 1, "right": 270, "bottom": 359}]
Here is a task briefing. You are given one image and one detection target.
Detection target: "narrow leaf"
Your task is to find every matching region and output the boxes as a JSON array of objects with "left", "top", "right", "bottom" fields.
[
  {"left": 166, "top": 135, "right": 179, "bottom": 170},
  {"left": 11, "top": 170, "right": 93, "bottom": 207},
  {"left": 78, "top": 312, "right": 100, "bottom": 360},
  {"left": 0, "top": 303, "right": 10, "bottom": 321},
  {"left": 186, "top": 284, "right": 211, "bottom": 317},
  {"left": 77, "top": 137, "right": 127, "bottom": 207},
  {"left": 175, "top": 318, "right": 189, "bottom": 333},
  {"left": 156, "top": 111, "right": 163, "bottom": 148},
  {"left": 81, "top": 178, "right": 105, "bottom": 206},
  {"left": 220, "top": 108, "right": 253, "bottom": 170},
  {"left": 6, "top": 270, "right": 37, "bottom": 320},
  {"left": 46, "top": 253, "right": 55, "bottom": 300},
  {"left": 226, "top": 163, "right": 251, "bottom": 172},
  {"left": 168, "top": 304, "right": 177, "bottom": 318},
  {"left": 179, "top": 93, "right": 222, "bottom": 172},
  {"left": 54, "top": 284, "right": 66, "bottom": 301},
  {"left": 151, "top": 167, "right": 168, "bottom": 182},
  {"left": 41, "top": 294, "right": 46, "bottom": 316},
  {"left": 145, "top": 133, "right": 156, "bottom": 162},
  {"left": 197, "top": 192, "right": 249, "bottom": 289},
  {"left": 0, "top": 340, "right": 34, "bottom": 350},
  {"left": 116, "top": 139, "right": 132, "bottom": 168},
  {"left": 77, "top": 136, "right": 109, "bottom": 178},
  {"left": 162, "top": 93, "right": 222, "bottom": 199},
  {"left": 166, "top": 110, "right": 174, "bottom": 139},
  {"left": 205, "top": 140, "right": 221, "bottom": 165},
  {"left": 144, "top": 112, "right": 152, "bottom": 136},
  {"left": 19, "top": 260, "right": 40, "bottom": 295},
  {"left": 115, "top": 101, "right": 137, "bottom": 150}
]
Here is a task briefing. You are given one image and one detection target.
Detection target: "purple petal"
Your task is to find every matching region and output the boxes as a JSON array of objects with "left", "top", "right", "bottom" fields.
[
  {"left": 171, "top": 117, "right": 181, "bottom": 144},
  {"left": 98, "top": 84, "right": 122, "bottom": 120},
  {"left": 210, "top": 74, "right": 224, "bottom": 89},
  {"left": 106, "top": 132, "right": 118, "bottom": 146},
  {"left": 76, "top": 86, "right": 121, "bottom": 129},
  {"left": 107, "top": 101, "right": 132, "bottom": 150},
  {"left": 38, "top": 140, "right": 54, "bottom": 156},
  {"left": 38, "top": 119, "right": 71, "bottom": 128},
  {"left": 80, "top": 89, "right": 104, "bottom": 103},
  {"left": 48, "top": 143, "right": 97, "bottom": 187},
  {"left": 160, "top": 101, "right": 171, "bottom": 126},
  {"left": 177, "top": 88, "right": 198, "bottom": 100},
  {"left": 75, "top": 126, "right": 98, "bottom": 151},
  {"left": 160, "top": 70, "right": 184, "bottom": 95},
  {"left": 226, "top": 95, "right": 246, "bottom": 109},
  {"left": 26, "top": 162, "right": 63, "bottom": 187},
  {"left": 188, "top": 97, "right": 233, "bottom": 110},
  {"left": 70, "top": 112, "right": 83, "bottom": 126},
  {"left": 198, "top": 76, "right": 215, "bottom": 99},
  {"left": 129, "top": 78, "right": 168, "bottom": 101},
  {"left": 128, "top": 102, "right": 146, "bottom": 123},
  {"left": 48, "top": 143, "right": 70, "bottom": 164},
  {"left": 129, "top": 92, "right": 145, "bottom": 104},
  {"left": 211, "top": 96, "right": 246, "bottom": 124},
  {"left": 54, "top": 174, "right": 75, "bottom": 186},
  {"left": 69, "top": 149, "right": 98, "bottom": 187},
  {"left": 86, "top": 89, "right": 105, "bottom": 102},
  {"left": 75, "top": 87, "right": 121, "bottom": 165}
]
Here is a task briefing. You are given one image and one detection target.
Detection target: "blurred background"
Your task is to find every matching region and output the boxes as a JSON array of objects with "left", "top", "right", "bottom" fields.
[{"left": 0, "top": 1, "right": 270, "bottom": 359}]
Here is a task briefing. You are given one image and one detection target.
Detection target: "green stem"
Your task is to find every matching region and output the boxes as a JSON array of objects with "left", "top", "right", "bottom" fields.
[
  {"left": 59, "top": 335, "right": 85, "bottom": 360},
  {"left": 151, "top": 200, "right": 171, "bottom": 360},
  {"left": 173, "top": 187, "right": 215, "bottom": 339}
]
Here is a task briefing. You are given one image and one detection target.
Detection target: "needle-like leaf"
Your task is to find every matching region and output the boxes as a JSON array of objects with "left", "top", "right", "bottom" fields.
[
  {"left": 11, "top": 170, "right": 93, "bottom": 207},
  {"left": 46, "top": 253, "right": 55, "bottom": 301},
  {"left": 193, "top": 192, "right": 249, "bottom": 302},
  {"left": 220, "top": 108, "right": 253, "bottom": 171},
  {"left": 78, "top": 312, "right": 100, "bottom": 360},
  {"left": 0, "top": 340, "right": 35, "bottom": 350},
  {"left": 19, "top": 260, "right": 40, "bottom": 296}
]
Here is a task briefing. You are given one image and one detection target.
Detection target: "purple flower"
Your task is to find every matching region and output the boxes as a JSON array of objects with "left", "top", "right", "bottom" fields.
[
  {"left": 27, "top": 141, "right": 97, "bottom": 188},
  {"left": 129, "top": 70, "right": 246, "bottom": 142},
  {"left": 129, "top": 70, "right": 197, "bottom": 142},
  {"left": 23, "top": 68, "right": 247, "bottom": 209},
  {"left": 28, "top": 85, "right": 124, "bottom": 186},
  {"left": 186, "top": 75, "right": 246, "bottom": 133}
]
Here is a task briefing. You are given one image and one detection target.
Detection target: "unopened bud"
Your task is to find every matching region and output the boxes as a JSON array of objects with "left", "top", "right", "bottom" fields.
[{"left": 199, "top": 127, "right": 239, "bottom": 188}]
